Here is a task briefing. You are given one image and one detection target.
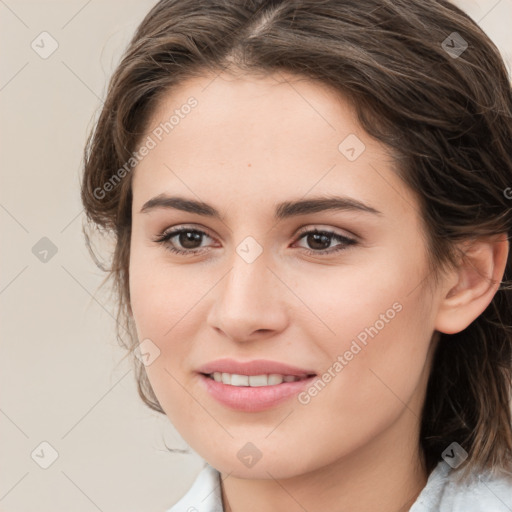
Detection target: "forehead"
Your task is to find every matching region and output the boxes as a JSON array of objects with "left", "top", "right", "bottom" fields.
[
  {"left": 145, "top": 70, "right": 360, "bottom": 156},
  {"left": 132, "top": 71, "right": 411, "bottom": 219}
]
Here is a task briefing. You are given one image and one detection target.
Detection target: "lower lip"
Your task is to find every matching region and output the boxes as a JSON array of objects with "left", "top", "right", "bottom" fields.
[{"left": 198, "top": 374, "right": 316, "bottom": 412}]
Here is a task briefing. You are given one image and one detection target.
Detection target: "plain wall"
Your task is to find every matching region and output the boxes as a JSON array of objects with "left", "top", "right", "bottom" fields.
[{"left": 1, "top": 1, "right": 511, "bottom": 511}]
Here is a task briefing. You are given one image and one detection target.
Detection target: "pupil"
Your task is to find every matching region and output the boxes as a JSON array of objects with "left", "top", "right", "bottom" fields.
[
  {"left": 180, "top": 231, "right": 201, "bottom": 249},
  {"left": 308, "top": 233, "right": 330, "bottom": 250}
]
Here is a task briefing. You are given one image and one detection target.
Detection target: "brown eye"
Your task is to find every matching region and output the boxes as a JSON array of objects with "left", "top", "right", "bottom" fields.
[
  {"left": 295, "top": 229, "right": 357, "bottom": 255},
  {"left": 177, "top": 231, "right": 203, "bottom": 249},
  {"left": 305, "top": 232, "right": 332, "bottom": 250},
  {"left": 153, "top": 228, "right": 214, "bottom": 255}
]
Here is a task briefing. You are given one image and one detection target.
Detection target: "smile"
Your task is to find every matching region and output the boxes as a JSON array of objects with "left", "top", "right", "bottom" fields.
[{"left": 204, "top": 372, "right": 311, "bottom": 387}]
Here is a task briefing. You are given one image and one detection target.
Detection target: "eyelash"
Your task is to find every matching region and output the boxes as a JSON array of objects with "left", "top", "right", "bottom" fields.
[{"left": 152, "top": 226, "right": 357, "bottom": 257}]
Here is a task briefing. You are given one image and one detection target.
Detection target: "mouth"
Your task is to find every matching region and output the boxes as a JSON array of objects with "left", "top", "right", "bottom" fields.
[
  {"left": 196, "top": 359, "right": 317, "bottom": 412},
  {"left": 201, "top": 372, "right": 314, "bottom": 387}
]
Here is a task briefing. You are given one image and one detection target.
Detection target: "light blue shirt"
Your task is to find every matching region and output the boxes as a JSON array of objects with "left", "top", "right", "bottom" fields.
[{"left": 167, "top": 460, "right": 512, "bottom": 511}]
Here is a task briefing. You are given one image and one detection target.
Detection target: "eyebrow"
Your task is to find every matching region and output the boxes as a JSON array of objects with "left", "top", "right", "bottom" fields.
[{"left": 139, "top": 194, "right": 382, "bottom": 220}]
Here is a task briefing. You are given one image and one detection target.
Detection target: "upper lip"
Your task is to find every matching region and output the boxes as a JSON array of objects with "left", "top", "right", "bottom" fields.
[{"left": 197, "top": 358, "right": 316, "bottom": 377}]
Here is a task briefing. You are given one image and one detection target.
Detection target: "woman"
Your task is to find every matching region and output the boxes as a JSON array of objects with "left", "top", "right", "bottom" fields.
[{"left": 81, "top": 0, "right": 512, "bottom": 510}]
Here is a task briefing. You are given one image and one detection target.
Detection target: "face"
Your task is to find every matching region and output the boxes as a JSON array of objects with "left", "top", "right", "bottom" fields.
[{"left": 129, "top": 71, "right": 443, "bottom": 479}]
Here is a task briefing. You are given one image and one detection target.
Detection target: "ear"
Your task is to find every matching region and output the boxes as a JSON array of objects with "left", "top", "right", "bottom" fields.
[{"left": 434, "top": 234, "right": 509, "bottom": 335}]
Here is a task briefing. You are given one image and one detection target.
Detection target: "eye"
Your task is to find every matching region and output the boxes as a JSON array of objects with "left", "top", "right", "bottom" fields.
[
  {"left": 153, "top": 226, "right": 215, "bottom": 255},
  {"left": 293, "top": 228, "right": 357, "bottom": 255},
  {"left": 153, "top": 226, "right": 357, "bottom": 257}
]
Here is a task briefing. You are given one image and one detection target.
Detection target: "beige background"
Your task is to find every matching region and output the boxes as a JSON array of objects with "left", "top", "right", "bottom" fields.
[{"left": 1, "top": 1, "right": 511, "bottom": 511}]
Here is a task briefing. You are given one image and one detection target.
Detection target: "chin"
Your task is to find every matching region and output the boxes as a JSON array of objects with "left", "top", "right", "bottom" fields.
[{"left": 203, "top": 448, "right": 317, "bottom": 480}]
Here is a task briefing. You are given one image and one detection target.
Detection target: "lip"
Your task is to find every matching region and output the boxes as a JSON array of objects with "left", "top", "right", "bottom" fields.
[
  {"left": 197, "top": 358, "right": 316, "bottom": 377},
  {"left": 197, "top": 358, "right": 317, "bottom": 412}
]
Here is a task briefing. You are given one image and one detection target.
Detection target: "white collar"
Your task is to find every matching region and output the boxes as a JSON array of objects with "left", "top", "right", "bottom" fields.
[
  {"left": 167, "top": 462, "right": 224, "bottom": 512},
  {"left": 167, "top": 460, "right": 512, "bottom": 512}
]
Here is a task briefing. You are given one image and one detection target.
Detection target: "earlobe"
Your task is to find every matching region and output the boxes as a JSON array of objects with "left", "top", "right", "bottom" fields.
[{"left": 434, "top": 234, "right": 509, "bottom": 335}]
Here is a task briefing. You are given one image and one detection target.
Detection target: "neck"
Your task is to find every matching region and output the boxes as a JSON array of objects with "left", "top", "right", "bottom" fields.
[{"left": 220, "top": 412, "right": 428, "bottom": 512}]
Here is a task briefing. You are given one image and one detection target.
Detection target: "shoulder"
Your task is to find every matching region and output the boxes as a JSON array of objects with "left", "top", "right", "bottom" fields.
[
  {"left": 166, "top": 463, "right": 224, "bottom": 512},
  {"left": 165, "top": 460, "right": 512, "bottom": 512},
  {"left": 411, "top": 461, "right": 512, "bottom": 512},
  {"left": 442, "top": 467, "right": 512, "bottom": 512}
]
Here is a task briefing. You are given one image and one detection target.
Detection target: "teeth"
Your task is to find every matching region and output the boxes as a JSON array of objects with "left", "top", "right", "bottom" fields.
[
  {"left": 209, "top": 372, "right": 305, "bottom": 387},
  {"left": 268, "top": 374, "right": 283, "bottom": 385},
  {"left": 249, "top": 375, "right": 267, "bottom": 387},
  {"left": 231, "top": 374, "right": 249, "bottom": 386}
]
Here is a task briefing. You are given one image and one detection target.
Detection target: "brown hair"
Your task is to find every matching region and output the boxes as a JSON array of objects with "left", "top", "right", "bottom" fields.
[{"left": 81, "top": 0, "right": 512, "bottom": 478}]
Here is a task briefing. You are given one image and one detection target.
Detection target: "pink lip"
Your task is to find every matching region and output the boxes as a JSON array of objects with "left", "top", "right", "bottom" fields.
[
  {"left": 197, "top": 358, "right": 317, "bottom": 412},
  {"left": 197, "top": 358, "right": 316, "bottom": 377}
]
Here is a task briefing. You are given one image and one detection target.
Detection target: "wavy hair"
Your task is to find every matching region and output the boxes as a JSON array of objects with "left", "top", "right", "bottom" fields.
[{"left": 81, "top": 0, "right": 512, "bottom": 478}]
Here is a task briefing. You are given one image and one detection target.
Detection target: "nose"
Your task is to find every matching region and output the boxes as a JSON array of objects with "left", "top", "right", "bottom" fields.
[{"left": 206, "top": 246, "right": 289, "bottom": 343}]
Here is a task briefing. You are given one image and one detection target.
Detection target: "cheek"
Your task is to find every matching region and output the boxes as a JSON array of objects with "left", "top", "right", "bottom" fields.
[
  {"left": 296, "top": 239, "right": 432, "bottom": 378},
  {"left": 298, "top": 252, "right": 435, "bottom": 436},
  {"left": 128, "top": 254, "right": 199, "bottom": 432},
  {"left": 128, "top": 245, "right": 214, "bottom": 416},
  {"left": 303, "top": 296, "right": 433, "bottom": 461},
  {"left": 128, "top": 241, "right": 206, "bottom": 339},
  {"left": 294, "top": 250, "right": 431, "bottom": 361}
]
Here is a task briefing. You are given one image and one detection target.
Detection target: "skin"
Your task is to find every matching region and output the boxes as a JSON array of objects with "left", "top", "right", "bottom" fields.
[{"left": 128, "top": 71, "right": 508, "bottom": 512}]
